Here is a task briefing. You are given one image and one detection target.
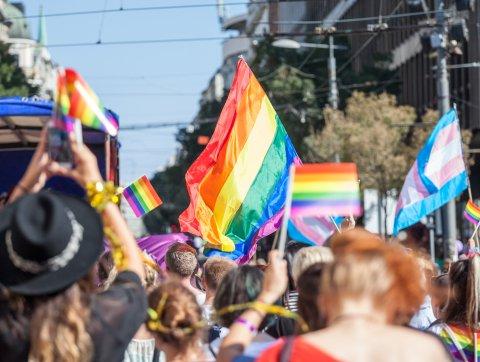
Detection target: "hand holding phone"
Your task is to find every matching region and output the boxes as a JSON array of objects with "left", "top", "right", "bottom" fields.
[{"left": 48, "top": 126, "right": 73, "bottom": 168}]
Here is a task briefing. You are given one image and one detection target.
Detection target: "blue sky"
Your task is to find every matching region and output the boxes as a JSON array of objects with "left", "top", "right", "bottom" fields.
[{"left": 21, "top": 0, "right": 244, "bottom": 184}]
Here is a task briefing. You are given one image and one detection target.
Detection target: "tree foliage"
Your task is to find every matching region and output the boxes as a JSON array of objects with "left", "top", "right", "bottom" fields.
[
  {"left": 0, "top": 43, "right": 38, "bottom": 96},
  {"left": 143, "top": 36, "right": 408, "bottom": 233},
  {"left": 305, "top": 91, "right": 472, "bottom": 196}
]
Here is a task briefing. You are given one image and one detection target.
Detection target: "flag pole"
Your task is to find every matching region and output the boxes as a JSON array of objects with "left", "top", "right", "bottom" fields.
[
  {"left": 329, "top": 216, "right": 341, "bottom": 233},
  {"left": 277, "top": 165, "right": 295, "bottom": 258},
  {"left": 471, "top": 220, "right": 480, "bottom": 241}
]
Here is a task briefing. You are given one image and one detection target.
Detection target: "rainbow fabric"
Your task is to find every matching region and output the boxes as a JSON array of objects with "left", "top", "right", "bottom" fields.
[
  {"left": 62, "top": 68, "right": 118, "bottom": 136},
  {"left": 179, "top": 59, "right": 299, "bottom": 262},
  {"left": 123, "top": 175, "right": 163, "bottom": 217},
  {"left": 464, "top": 199, "right": 480, "bottom": 225},
  {"left": 439, "top": 324, "right": 479, "bottom": 361},
  {"left": 291, "top": 163, "right": 362, "bottom": 217},
  {"left": 54, "top": 70, "right": 75, "bottom": 132}
]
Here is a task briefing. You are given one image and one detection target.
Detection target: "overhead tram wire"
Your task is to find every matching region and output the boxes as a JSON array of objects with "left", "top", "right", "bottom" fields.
[
  {"left": 42, "top": 24, "right": 436, "bottom": 49},
  {"left": 13, "top": 0, "right": 318, "bottom": 21}
]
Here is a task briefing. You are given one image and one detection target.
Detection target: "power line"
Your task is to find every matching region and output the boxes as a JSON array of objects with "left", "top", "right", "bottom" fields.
[
  {"left": 99, "top": 92, "right": 199, "bottom": 96},
  {"left": 16, "top": 0, "right": 313, "bottom": 21},
  {"left": 42, "top": 24, "right": 435, "bottom": 48},
  {"left": 257, "top": 9, "right": 448, "bottom": 25},
  {"left": 46, "top": 35, "right": 242, "bottom": 48}
]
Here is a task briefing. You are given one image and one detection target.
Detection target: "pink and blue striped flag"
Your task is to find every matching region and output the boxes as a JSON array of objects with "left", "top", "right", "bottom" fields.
[
  {"left": 393, "top": 109, "right": 468, "bottom": 235},
  {"left": 288, "top": 216, "right": 343, "bottom": 246}
]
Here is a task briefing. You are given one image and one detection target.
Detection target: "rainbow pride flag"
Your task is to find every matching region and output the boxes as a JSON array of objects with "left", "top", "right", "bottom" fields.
[
  {"left": 63, "top": 68, "right": 118, "bottom": 136},
  {"left": 123, "top": 175, "right": 163, "bottom": 217},
  {"left": 439, "top": 324, "right": 479, "bottom": 361},
  {"left": 53, "top": 70, "right": 75, "bottom": 132},
  {"left": 179, "top": 59, "right": 299, "bottom": 262},
  {"left": 464, "top": 199, "right": 480, "bottom": 225},
  {"left": 291, "top": 163, "right": 362, "bottom": 217}
]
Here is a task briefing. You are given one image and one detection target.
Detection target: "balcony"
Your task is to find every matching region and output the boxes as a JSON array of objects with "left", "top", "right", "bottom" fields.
[{"left": 222, "top": 13, "right": 247, "bottom": 31}]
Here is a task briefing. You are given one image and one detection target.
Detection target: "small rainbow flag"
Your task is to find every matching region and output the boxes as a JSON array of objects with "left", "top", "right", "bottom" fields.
[
  {"left": 54, "top": 70, "right": 75, "bottom": 132},
  {"left": 123, "top": 175, "right": 163, "bottom": 217},
  {"left": 63, "top": 68, "right": 118, "bottom": 136},
  {"left": 290, "top": 163, "right": 362, "bottom": 218},
  {"left": 464, "top": 199, "right": 480, "bottom": 225}
]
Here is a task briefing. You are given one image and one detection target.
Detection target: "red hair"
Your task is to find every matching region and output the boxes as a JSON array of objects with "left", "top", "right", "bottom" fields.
[{"left": 328, "top": 228, "right": 424, "bottom": 324}]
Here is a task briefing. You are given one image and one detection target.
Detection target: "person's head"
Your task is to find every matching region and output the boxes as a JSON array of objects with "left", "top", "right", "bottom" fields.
[
  {"left": 297, "top": 262, "right": 329, "bottom": 332},
  {"left": 292, "top": 246, "right": 333, "bottom": 285},
  {"left": 202, "top": 257, "right": 236, "bottom": 295},
  {"left": 213, "top": 265, "right": 264, "bottom": 327},
  {"left": 443, "top": 255, "right": 480, "bottom": 328},
  {"left": 431, "top": 273, "right": 449, "bottom": 318},
  {"left": 147, "top": 281, "right": 203, "bottom": 353},
  {"left": 323, "top": 228, "right": 425, "bottom": 325},
  {"left": 97, "top": 251, "right": 114, "bottom": 286},
  {"left": 0, "top": 191, "right": 104, "bottom": 361},
  {"left": 415, "top": 250, "right": 438, "bottom": 294},
  {"left": 285, "top": 240, "right": 307, "bottom": 291},
  {"left": 102, "top": 253, "right": 159, "bottom": 291},
  {"left": 165, "top": 242, "right": 198, "bottom": 279}
]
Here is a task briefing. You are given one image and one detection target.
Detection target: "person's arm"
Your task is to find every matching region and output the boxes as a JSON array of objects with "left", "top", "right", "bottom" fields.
[
  {"left": 50, "top": 137, "right": 145, "bottom": 280},
  {"left": 217, "top": 250, "right": 288, "bottom": 362},
  {"left": 9, "top": 128, "right": 50, "bottom": 203}
]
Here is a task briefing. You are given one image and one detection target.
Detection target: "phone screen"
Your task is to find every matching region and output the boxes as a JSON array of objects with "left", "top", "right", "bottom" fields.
[{"left": 48, "top": 127, "right": 73, "bottom": 167}]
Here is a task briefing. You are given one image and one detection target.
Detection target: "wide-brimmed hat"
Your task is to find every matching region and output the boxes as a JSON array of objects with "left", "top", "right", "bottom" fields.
[{"left": 0, "top": 190, "right": 103, "bottom": 296}]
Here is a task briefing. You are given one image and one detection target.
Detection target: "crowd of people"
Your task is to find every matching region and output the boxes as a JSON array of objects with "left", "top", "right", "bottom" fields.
[{"left": 1, "top": 132, "right": 480, "bottom": 361}]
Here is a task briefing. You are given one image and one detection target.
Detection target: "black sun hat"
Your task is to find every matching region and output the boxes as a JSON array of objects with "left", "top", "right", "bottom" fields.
[{"left": 0, "top": 190, "right": 103, "bottom": 296}]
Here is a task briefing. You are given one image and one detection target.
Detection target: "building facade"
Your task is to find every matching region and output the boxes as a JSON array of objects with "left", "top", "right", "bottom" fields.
[{"left": 0, "top": 2, "right": 55, "bottom": 98}]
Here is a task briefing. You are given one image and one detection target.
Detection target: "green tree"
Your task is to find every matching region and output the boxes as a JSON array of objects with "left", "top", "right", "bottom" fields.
[
  {"left": 143, "top": 98, "right": 222, "bottom": 234},
  {"left": 0, "top": 43, "right": 38, "bottom": 96},
  {"left": 305, "top": 92, "right": 472, "bottom": 235}
]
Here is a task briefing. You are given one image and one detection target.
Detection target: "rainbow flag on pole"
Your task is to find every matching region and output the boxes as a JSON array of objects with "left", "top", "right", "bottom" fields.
[
  {"left": 123, "top": 175, "right": 163, "bottom": 217},
  {"left": 464, "top": 199, "right": 480, "bottom": 225},
  {"left": 291, "top": 163, "right": 362, "bottom": 217},
  {"left": 179, "top": 58, "right": 299, "bottom": 262},
  {"left": 63, "top": 68, "right": 118, "bottom": 136}
]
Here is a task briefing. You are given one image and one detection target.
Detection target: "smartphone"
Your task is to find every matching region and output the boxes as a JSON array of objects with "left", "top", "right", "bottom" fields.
[{"left": 48, "top": 127, "right": 73, "bottom": 168}]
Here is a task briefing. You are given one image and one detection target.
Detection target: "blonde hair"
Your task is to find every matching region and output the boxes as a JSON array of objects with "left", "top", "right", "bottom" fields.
[
  {"left": 203, "top": 257, "right": 236, "bottom": 291},
  {"left": 29, "top": 283, "right": 92, "bottom": 362},
  {"left": 324, "top": 228, "right": 424, "bottom": 324},
  {"left": 292, "top": 246, "right": 333, "bottom": 283},
  {"left": 103, "top": 255, "right": 159, "bottom": 290}
]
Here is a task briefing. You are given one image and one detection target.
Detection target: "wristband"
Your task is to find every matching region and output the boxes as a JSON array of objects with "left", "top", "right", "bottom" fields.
[{"left": 234, "top": 317, "right": 258, "bottom": 333}]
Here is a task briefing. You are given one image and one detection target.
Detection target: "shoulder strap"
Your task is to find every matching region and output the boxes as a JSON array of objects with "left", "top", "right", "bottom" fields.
[
  {"left": 442, "top": 324, "right": 469, "bottom": 362},
  {"left": 152, "top": 348, "right": 160, "bottom": 362},
  {"left": 278, "top": 337, "right": 295, "bottom": 362}
]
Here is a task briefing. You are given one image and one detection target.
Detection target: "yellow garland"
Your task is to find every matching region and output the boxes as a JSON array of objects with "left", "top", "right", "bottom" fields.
[
  {"left": 215, "top": 301, "right": 309, "bottom": 333},
  {"left": 103, "top": 226, "right": 128, "bottom": 271},
  {"left": 85, "top": 181, "right": 128, "bottom": 270},
  {"left": 85, "top": 181, "right": 122, "bottom": 212},
  {"left": 147, "top": 296, "right": 309, "bottom": 335}
]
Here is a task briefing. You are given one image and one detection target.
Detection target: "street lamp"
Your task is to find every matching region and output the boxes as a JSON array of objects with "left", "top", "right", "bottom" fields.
[
  {"left": 272, "top": 38, "right": 347, "bottom": 50},
  {"left": 272, "top": 38, "right": 347, "bottom": 109}
]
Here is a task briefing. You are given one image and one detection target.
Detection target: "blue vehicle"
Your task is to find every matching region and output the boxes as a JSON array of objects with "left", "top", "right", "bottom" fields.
[{"left": 0, "top": 96, "right": 119, "bottom": 197}]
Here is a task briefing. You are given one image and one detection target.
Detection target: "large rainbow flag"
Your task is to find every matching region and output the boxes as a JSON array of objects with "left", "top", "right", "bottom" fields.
[{"left": 179, "top": 59, "right": 299, "bottom": 262}]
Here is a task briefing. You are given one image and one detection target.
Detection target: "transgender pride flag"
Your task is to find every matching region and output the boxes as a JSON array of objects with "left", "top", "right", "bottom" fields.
[
  {"left": 393, "top": 108, "right": 468, "bottom": 235},
  {"left": 288, "top": 216, "right": 343, "bottom": 246}
]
